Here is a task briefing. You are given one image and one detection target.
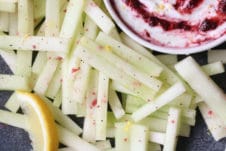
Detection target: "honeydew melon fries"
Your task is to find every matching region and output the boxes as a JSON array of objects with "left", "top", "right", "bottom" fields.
[{"left": 0, "top": 0, "right": 225, "bottom": 151}]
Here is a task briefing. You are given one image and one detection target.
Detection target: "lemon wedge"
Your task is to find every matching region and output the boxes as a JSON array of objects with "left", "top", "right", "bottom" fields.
[{"left": 16, "top": 91, "right": 58, "bottom": 151}]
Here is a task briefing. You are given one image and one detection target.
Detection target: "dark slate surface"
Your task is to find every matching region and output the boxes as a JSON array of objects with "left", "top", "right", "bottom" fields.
[{"left": 0, "top": 45, "right": 226, "bottom": 151}]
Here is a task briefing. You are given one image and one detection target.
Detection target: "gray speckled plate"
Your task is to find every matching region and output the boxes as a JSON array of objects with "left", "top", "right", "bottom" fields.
[{"left": 0, "top": 45, "right": 226, "bottom": 151}]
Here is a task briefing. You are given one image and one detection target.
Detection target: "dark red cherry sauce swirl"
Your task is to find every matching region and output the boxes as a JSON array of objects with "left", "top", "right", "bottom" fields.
[
  {"left": 174, "top": 0, "right": 204, "bottom": 14},
  {"left": 111, "top": 0, "right": 226, "bottom": 32}
]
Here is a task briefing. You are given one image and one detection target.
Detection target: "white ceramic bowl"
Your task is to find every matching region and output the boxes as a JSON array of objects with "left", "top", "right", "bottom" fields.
[{"left": 104, "top": 0, "right": 226, "bottom": 55}]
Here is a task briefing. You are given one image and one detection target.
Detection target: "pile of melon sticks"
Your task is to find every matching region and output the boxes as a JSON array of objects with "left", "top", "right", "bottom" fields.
[{"left": 0, "top": 0, "right": 225, "bottom": 151}]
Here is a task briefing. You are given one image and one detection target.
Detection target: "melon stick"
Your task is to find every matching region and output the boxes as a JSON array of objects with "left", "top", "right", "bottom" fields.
[
  {"left": 31, "top": 52, "right": 47, "bottom": 92},
  {"left": 160, "top": 106, "right": 196, "bottom": 122},
  {"left": 16, "top": 0, "right": 34, "bottom": 77},
  {"left": 61, "top": 30, "right": 82, "bottom": 115},
  {"left": 72, "top": 5, "right": 100, "bottom": 104},
  {"left": 83, "top": 69, "right": 99, "bottom": 142},
  {"left": 45, "top": 0, "right": 60, "bottom": 37},
  {"left": 96, "top": 32, "right": 163, "bottom": 77},
  {"left": 163, "top": 107, "right": 181, "bottom": 151},
  {"left": 170, "top": 93, "right": 192, "bottom": 108},
  {"left": 111, "top": 80, "right": 135, "bottom": 95},
  {"left": 202, "top": 61, "right": 225, "bottom": 76},
  {"left": 125, "top": 92, "right": 192, "bottom": 112},
  {"left": 81, "top": 36, "right": 162, "bottom": 91},
  {"left": 49, "top": 0, "right": 85, "bottom": 114},
  {"left": 78, "top": 1, "right": 112, "bottom": 126},
  {"left": 156, "top": 54, "right": 178, "bottom": 66},
  {"left": 208, "top": 50, "right": 226, "bottom": 64},
  {"left": 53, "top": 88, "right": 62, "bottom": 108},
  {"left": 115, "top": 122, "right": 131, "bottom": 151},
  {"left": 139, "top": 116, "right": 190, "bottom": 137},
  {"left": 61, "top": 56, "right": 80, "bottom": 114},
  {"left": 57, "top": 125, "right": 100, "bottom": 151},
  {"left": 108, "top": 87, "right": 125, "bottom": 119},
  {"left": 130, "top": 124, "right": 149, "bottom": 151},
  {"left": 175, "top": 56, "right": 226, "bottom": 125},
  {"left": 107, "top": 113, "right": 190, "bottom": 137},
  {"left": 125, "top": 95, "right": 146, "bottom": 113},
  {"left": 198, "top": 102, "right": 226, "bottom": 141},
  {"left": 60, "top": 0, "right": 86, "bottom": 114},
  {"left": 45, "top": 0, "right": 60, "bottom": 58},
  {"left": 18, "top": 0, "right": 33, "bottom": 35},
  {"left": 76, "top": 98, "right": 87, "bottom": 117},
  {"left": 45, "top": 65, "right": 62, "bottom": 99},
  {"left": 0, "top": 36, "right": 70, "bottom": 52},
  {"left": 74, "top": 45, "right": 156, "bottom": 101},
  {"left": 137, "top": 121, "right": 189, "bottom": 138},
  {"left": 78, "top": 37, "right": 156, "bottom": 100},
  {"left": 34, "top": 59, "right": 59, "bottom": 95},
  {"left": 83, "top": 15, "right": 99, "bottom": 40},
  {"left": 72, "top": 60, "right": 92, "bottom": 104},
  {"left": 4, "top": 92, "right": 20, "bottom": 112},
  {"left": 125, "top": 96, "right": 195, "bottom": 126},
  {"left": 149, "top": 131, "right": 165, "bottom": 145},
  {"left": 32, "top": 52, "right": 47, "bottom": 79},
  {"left": 0, "top": 110, "right": 28, "bottom": 130},
  {"left": 151, "top": 110, "right": 195, "bottom": 126},
  {"left": 120, "top": 32, "right": 195, "bottom": 97},
  {"left": 15, "top": 50, "right": 32, "bottom": 76},
  {"left": 95, "top": 72, "right": 109, "bottom": 140},
  {"left": 119, "top": 32, "right": 152, "bottom": 58},
  {"left": 119, "top": 32, "right": 172, "bottom": 72},
  {"left": 0, "top": 74, "right": 31, "bottom": 91},
  {"left": 59, "top": 0, "right": 86, "bottom": 51},
  {"left": 131, "top": 82, "right": 185, "bottom": 122},
  {"left": 85, "top": 0, "right": 115, "bottom": 34}
]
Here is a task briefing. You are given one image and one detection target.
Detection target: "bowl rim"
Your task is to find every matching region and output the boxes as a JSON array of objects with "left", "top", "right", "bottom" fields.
[{"left": 104, "top": 0, "right": 226, "bottom": 55}]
